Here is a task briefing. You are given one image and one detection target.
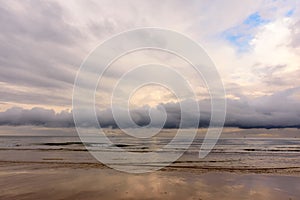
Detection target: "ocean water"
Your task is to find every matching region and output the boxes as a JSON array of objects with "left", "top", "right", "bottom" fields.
[{"left": 0, "top": 126, "right": 300, "bottom": 173}]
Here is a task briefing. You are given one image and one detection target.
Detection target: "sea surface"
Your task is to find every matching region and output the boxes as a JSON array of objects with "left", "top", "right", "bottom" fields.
[{"left": 0, "top": 126, "right": 300, "bottom": 173}]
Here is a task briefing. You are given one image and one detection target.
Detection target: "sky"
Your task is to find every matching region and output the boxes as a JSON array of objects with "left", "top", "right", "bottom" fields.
[{"left": 0, "top": 0, "right": 299, "bottom": 128}]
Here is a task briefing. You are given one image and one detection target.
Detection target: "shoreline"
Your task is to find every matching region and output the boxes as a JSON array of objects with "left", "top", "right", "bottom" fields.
[{"left": 1, "top": 160, "right": 300, "bottom": 176}]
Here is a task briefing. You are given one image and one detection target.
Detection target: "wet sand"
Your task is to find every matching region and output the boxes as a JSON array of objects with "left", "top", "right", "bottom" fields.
[{"left": 1, "top": 162, "right": 300, "bottom": 200}]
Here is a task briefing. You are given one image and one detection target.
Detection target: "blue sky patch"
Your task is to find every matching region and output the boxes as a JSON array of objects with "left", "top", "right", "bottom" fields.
[
  {"left": 222, "top": 12, "right": 270, "bottom": 52},
  {"left": 223, "top": 32, "right": 254, "bottom": 52},
  {"left": 243, "top": 12, "right": 269, "bottom": 28},
  {"left": 285, "top": 9, "right": 294, "bottom": 17}
]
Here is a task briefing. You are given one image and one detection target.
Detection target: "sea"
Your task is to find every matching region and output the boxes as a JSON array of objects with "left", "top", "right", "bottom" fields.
[{"left": 0, "top": 126, "right": 300, "bottom": 173}]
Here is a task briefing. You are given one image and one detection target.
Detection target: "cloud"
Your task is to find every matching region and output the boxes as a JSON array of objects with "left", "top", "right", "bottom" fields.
[
  {"left": 0, "top": 0, "right": 299, "bottom": 128},
  {"left": 0, "top": 86, "right": 299, "bottom": 128},
  {"left": 291, "top": 20, "right": 300, "bottom": 47},
  {"left": 225, "top": 87, "right": 300, "bottom": 128},
  {"left": 0, "top": 107, "right": 73, "bottom": 127}
]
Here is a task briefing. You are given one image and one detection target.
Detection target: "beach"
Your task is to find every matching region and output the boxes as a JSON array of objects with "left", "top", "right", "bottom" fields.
[
  {"left": 1, "top": 163, "right": 300, "bottom": 200},
  {"left": 0, "top": 126, "right": 300, "bottom": 199}
]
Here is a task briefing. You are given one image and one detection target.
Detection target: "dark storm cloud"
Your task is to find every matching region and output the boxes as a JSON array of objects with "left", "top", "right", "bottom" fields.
[
  {"left": 225, "top": 87, "right": 300, "bottom": 128},
  {"left": 0, "top": 107, "right": 74, "bottom": 127},
  {"left": 96, "top": 86, "right": 300, "bottom": 129},
  {"left": 0, "top": 87, "right": 299, "bottom": 128}
]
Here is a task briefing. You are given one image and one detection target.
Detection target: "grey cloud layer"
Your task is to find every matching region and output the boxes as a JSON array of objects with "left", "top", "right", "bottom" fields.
[
  {"left": 0, "top": 1, "right": 84, "bottom": 107},
  {"left": 1, "top": 87, "right": 299, "bottom": 128}
]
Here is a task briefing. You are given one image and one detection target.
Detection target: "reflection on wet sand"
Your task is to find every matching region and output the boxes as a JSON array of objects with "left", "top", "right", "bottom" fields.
[{"left": 0, "top": 164, "right": 300, "bottom": 200}]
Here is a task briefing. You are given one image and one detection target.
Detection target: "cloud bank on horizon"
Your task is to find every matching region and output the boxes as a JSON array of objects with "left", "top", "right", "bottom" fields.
[{"left": 0, "top": 0, "right": 299, "bottom": 128}]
